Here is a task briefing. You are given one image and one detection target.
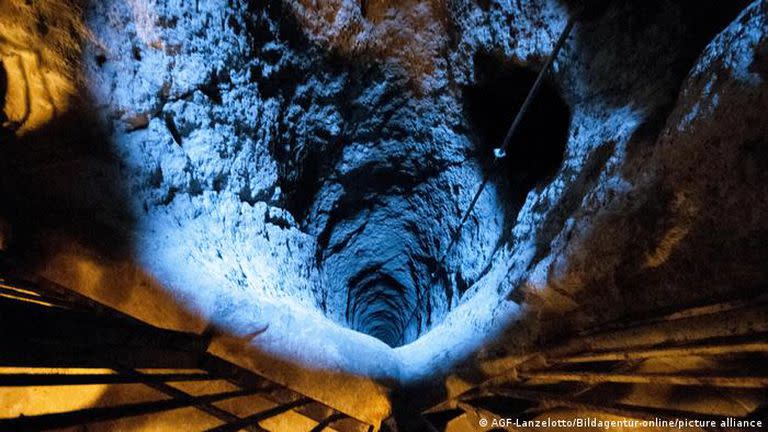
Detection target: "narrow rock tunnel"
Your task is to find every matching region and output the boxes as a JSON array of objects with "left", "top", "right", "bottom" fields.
[
  {"left": 1, "top": 0, "right": 768, "bottom": 430},
  {"left": 346, "top": 272, "right": 414, "bottom": 347},
  {"left": 315, "top": 54, "right": 573, "bottom": 348}
]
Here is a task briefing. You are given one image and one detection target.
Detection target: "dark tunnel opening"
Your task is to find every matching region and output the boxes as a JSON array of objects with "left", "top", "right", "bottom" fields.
[
  {"left": 310, "top": 55, "right": 573, "bottom": 349},
  {"left": 464, "top": 54, "right": 572, "bottom": 222},
  {"left": 345, "top": 270, "right": 418, "bottom": 348}
]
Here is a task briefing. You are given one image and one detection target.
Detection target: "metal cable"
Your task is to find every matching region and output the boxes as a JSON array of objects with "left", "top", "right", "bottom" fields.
[{"left": 397, "top": 13, "right": 578, "bottom": 345}]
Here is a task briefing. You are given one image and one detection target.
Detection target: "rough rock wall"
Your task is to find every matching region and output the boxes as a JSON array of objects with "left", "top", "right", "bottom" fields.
[
  {"left": 67, "top": 0, "right": 570, "bottom": 351},
  {"left": 519, "top": 0, "right": 768, "bottom": 336},
  {"left": 2, "top": 0, "right": 766, "bottom": 423}
]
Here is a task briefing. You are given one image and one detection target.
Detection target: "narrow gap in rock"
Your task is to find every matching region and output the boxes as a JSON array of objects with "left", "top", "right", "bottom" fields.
[{"left": 464, "top": 53, "right": 571, "bottom": 224}]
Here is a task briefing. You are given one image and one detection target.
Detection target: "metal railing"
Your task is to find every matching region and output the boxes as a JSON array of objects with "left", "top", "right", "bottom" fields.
[
  {"left": 422, "top": 296, "right": 768, "bottom": 431},
  {"left": 0, "top": 272, "right": 374, "bottom": 432}
]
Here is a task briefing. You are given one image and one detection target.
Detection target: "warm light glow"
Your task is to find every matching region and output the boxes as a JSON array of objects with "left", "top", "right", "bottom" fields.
[{"left": 0, "top": 0, "right": 83, "bottom": 136}]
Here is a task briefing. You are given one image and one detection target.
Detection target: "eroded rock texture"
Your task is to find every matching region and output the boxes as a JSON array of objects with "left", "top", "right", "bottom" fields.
[
  {"left": 1, "top": 0, "right": 767, "bottom": 422},
  {"left": 520, "top": 1, "right": 768, "bottom": 329}
]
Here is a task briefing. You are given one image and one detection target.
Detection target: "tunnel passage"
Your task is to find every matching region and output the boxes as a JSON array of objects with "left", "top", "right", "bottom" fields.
[
  {"left": 312, "top": 64, "right": 573, "bottom": 349},
  {"left": 464, "top": 53, "right": 571, "bottom": 221},
  {"left": 319, "top": 202, "right": 445, "bottom": 349},
  {"left": 292, "top": 55, "right": 573, "bottom": 349},
  {"left": 346, "top": 271, "right": 418, "bottom": 348}
]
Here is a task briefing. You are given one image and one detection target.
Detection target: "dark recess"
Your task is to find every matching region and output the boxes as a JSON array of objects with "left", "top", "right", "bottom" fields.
[
  {"left": 464, "top": 53, "right": 571, "bottom": 216},
  {"left": 0, "top": 60, "right": 10, "bottom": 134},
  {"left": 346, "top": 271, "right": 413, "bottom": 348}
]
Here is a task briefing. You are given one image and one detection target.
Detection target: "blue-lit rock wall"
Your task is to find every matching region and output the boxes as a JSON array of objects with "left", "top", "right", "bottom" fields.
[
  {"left": 2, "top": 1, "right": 766, "bottom": 406},
  {"left": 79, "top": 0, "right": 767, "bottom": 378},
  {"left": 82, "top": 0, "right": 557, "bottom": 349}
]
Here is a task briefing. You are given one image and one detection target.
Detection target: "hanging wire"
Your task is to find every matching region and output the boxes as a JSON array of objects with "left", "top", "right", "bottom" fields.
[{"left": 397, "top": 12, "right": 579, "bottom": 346}]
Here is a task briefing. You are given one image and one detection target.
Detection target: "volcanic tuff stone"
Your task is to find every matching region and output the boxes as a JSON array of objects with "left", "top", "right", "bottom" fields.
[{"left": 0, "top": 1, "right": 765, "bottom": 419}]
